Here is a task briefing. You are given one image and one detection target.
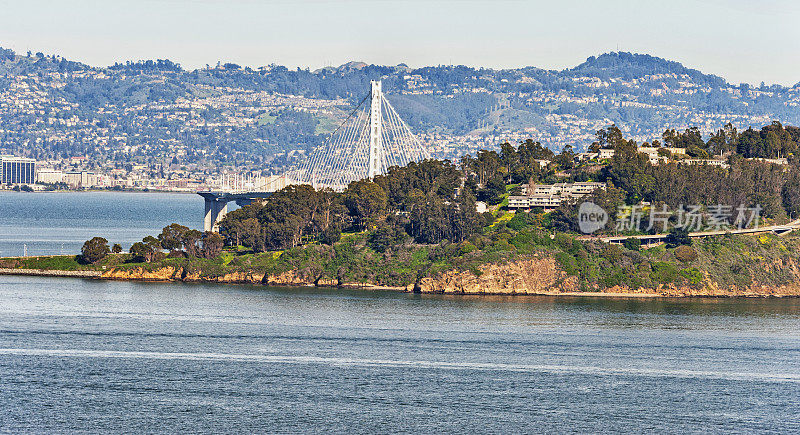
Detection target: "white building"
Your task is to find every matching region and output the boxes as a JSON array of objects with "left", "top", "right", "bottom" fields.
[
  {"left": 509, "top": 182, "right": 606, "bottom": 211},
  {"left": 63, "top": 171, "right": 99, "bottom": 188},
  {"left": 36, "top": 168, "right": 64, "bottom": 184}
]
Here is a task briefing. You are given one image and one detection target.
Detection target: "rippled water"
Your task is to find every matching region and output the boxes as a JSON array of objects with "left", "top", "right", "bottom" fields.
[
  {"left": 0, "top": 191, "right": 203, "bottom": 257},
  {"left": 1, "top": 275, "right": 798, "bottom": 432}
]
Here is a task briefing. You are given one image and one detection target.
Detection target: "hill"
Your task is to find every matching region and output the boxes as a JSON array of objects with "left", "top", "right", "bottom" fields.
[
  {"left": 566, "top": 52, "right": 726, "bottom": 86},
  {"left": 1, "top": 47, "right": 799, "bottom": 176}
]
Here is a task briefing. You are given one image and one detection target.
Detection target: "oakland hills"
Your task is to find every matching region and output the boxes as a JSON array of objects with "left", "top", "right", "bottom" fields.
[{"left": 2, "top": 47, "right": 800, "bottom": 182}]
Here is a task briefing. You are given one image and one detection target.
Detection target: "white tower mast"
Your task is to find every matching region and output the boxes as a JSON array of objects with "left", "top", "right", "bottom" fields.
[{"left": 367, "top": 80, "right": 383, "bottom": 179}]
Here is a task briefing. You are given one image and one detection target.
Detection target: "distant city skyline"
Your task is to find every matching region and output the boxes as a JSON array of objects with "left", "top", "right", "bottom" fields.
[{"left": 0, "top": 0, "right": 798, "bottom": 86}]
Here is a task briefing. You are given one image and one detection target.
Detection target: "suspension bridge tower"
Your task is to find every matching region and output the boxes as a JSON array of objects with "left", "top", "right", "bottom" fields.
[
  {"left": 368, "top": 80, "right": 383, "bottom": 179},
  {"left": 290, "top": 80, "right": 430, "bottom": 190},
  {"left": 198, "top": 80, "right": 429, "bottom": 231}
]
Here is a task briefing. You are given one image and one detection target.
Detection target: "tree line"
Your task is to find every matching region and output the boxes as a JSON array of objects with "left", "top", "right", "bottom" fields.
[
  {"left": 80, "top": 120, "right": 800, "bottom": 260},
  {"left": 80, "top": 225, "right": 224, "bottom": 264},
  {"left": 593, "top": 122, "right": 800, "bottom": 160},
  {"left": 218, "top": 158, "right": 495, "bottom": 252}
]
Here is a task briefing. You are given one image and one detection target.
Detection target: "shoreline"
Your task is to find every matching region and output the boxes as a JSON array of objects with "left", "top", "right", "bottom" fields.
[
  {"left": 0, "top": 268, "right": 102, "bottom": 278},
  {"left": 0, "top": 189, "right": 197, "bottom": 195},
  {"left": 2, "top": 267, "right": 798, "bottom": 299}
]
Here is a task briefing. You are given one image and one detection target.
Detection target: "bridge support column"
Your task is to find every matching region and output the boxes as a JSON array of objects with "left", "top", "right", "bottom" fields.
[
  {"left": 198, "top": 191, "right": 273, "bottom": 233},
  {"left": 203, "top": 198, "right": 229, "bottom": 232}
]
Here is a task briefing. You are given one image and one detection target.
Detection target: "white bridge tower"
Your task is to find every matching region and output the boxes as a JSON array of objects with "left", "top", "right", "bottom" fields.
[
  {"left": 291, "top": 79, "right": 430, "bottom": 190},
  {"left": 200, "top": 80, "right": 430, "bottom": 231},
  {"left": 368, "top": 80, "right": 383, "bottom": 179}
]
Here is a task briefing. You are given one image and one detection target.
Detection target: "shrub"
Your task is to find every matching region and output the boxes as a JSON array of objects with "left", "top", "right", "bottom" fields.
[
  {"left": 506, "top": 212, "right": 529, "bottom": 230},
  {"left": 554, "top": 233, "right": 576, "bottom": 252},
  {"left": 623, "top": 238, "right": 641, "bottom": 251},
  {"left": 601, "top": 244, "right": 624, "bottom": 264},
  {"left": 481, "top": 212, "right": 496, "bottom": 227},
  {"left": 486, "top": 238, "right": 513, "bottom": 252},
  {"left": 651, "top": 261, "right": 680, "bottom": 284},
  {"left": 321, "top": 226, "right": 342, "bottom": 245},
  {"left": 555, "top": 252, "right": 579, "bottom": 275},
  {"left": 666, "top": 227, "right": 692, "bottom": 247},
  {"left": 459, "top": 241, "right": 478, "bottom": 255},
  {"left": 510, "top": 232, "right": 533, "bottom": 249},
  {"left": 680, "top": 267, "right": 704, "bottom": 285},
  {"left": 674, "top": 245, "right": 698, "bottom": 263},
  {"left": 599, "top": 267, "right": 626, "bottom": 288}
]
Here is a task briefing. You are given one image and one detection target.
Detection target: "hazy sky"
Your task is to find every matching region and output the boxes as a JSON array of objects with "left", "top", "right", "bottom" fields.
[{"left": 0, "top": 0, "right": 798, "bottom": 85}]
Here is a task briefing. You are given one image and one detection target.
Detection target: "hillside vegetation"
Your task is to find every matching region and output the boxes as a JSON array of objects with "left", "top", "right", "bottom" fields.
[
  {"left": 3, "top": 47, "right": 800, "bottom": 174},
  {"left": 7, "top": 123, "right": 800, "bottom": 295}
]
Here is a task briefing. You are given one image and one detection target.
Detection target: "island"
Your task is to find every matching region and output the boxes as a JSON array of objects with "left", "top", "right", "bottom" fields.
[{"left": 4, "top": 123, "right": 800, "bottom": 298}]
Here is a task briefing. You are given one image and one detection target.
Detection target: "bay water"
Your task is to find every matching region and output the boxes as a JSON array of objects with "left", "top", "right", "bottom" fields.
[
  {"left": 0, "top": 191, "right": 203, "bottom": 257},
  {"left": 0, "top": 191, "right": 799, "bottom": 432}
]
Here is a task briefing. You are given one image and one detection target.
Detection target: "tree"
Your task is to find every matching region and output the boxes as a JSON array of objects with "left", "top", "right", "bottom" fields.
[
  {"left": 623, "top": 238, "right": 641, "bottom": 251},
  {"left": 181, "top": 229, "right": 203, "bottom": 257},
  {"left": 254, "top": 185, "right": 327, "bottom": 249},
  {"left": 478, "top": 174, "right": 506, "bottom": 205},
  {"left": 81, "top": 237, "right": 110, "bottom": 263},
  {"left": 666, "top": 227, "right": 691, "bottom": 247},
  {"left": 158, "top": 223, "right": 189, "bottom": 251},
  {"left": 129, "top": 242, "right": 150, "bottom": 262},
  {"left": 320, "top": 226, "right": 341, "bottom": 245},
  {"left": 368, "top": 222, "right": 405, "bottom": 252},
  {"left": 344, "top": 179, "right": 388, "bottom": 230},
  {"left": 111, "top": 243, "right": 122, "bottom": 254},
  {"left": 450, "top": 191, "right": 482, "bottom": 242},
  {"left": 238, "top": 218, "right": 264, "bottom": 251},
  {"left": 201, "top": 231, "right": 224, "bottom": 259},
  {"left": 554, "top": 144, "right": 575, "bottom": 170},
  {"left": 782, "top": 169, "right": 800, "bottom": 218},
  {"left": 129, "top": 236, "right": 163, "bottom": 262},
  {"left": 605, "top": 138, "right": 655, "bottom": 204},
  {"left": 219, "top": 203, "right": 265, "bottom": 250}
]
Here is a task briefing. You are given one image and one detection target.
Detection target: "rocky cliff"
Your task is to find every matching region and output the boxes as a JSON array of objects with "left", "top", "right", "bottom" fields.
[
  {"left": 99, "top": 266, "right": 407, "bottom": 289},
  {"left": 415, "top": 257, "right": 800, "bottom": 297},
  {"left": 414, "top": 257, "right": 578, "bottom": 295},
  {"left": 94, "top": 258, "right": 800, "bottom": 298}
]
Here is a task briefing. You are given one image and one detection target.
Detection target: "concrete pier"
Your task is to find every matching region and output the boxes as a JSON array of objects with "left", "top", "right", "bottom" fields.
[
  {"left": 203, "top": 197, "right": 228, "bottom": 232},
  {"left": 197, "top": 191, "right": 273, "bottom": 232}
]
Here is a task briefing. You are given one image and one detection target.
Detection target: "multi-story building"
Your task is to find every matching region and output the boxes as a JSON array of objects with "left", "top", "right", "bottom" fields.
[
  {"left": 36, "top": 168, "right": 64, "bottom": 184},
  {"left": 63, "top": 171, "right": 98, "bottom": 188},
  {"left": 508, "top": 182, "right": 606, "bottom": 211},
  {"left": 1, "top": 155, "right": 36, "bottom": 184}
]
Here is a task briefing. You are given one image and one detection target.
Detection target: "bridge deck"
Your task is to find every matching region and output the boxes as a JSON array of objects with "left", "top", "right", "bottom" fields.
[{"left": 590, "top": 219, "right": 800, "bottom": 244}]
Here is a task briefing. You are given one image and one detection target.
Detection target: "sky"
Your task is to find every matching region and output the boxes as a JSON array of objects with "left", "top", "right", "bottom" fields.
[{"left": 0, "top": 0, "right": 798, "bottom": 86}]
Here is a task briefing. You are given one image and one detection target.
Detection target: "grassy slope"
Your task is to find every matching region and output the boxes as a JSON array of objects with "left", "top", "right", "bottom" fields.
[{"left": 3, "top": 225, "right": 800, "bottom": 291}]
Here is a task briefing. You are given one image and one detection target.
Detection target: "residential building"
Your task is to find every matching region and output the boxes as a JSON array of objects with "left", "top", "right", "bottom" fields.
[
  {"left": 748, "top": 157, "right": 788, "bottom": 165},
  {"left": 598, "top": 149, "right": 616, "bottom": 159},
  {"left": 681, "top": 158, "right": 729, "bottom": 168},
  {"left": 509, "top": 182, "right": 606, "bottom": 211}
]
